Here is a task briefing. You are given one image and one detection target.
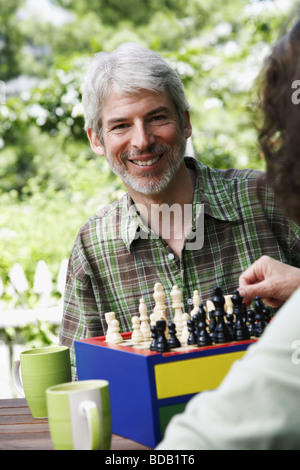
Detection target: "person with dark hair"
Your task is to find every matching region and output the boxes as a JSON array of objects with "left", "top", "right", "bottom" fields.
[{"left": 157, "top": 20, "right": 300, "bottom": 450}]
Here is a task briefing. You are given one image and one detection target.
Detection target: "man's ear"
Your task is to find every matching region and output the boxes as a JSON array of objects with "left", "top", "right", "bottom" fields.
[
  {"left": 87, "top": 128, "right": 105, "bottom": 156},
  {"left": 184, "top": 111, "right": 192, "bottom": 139}
]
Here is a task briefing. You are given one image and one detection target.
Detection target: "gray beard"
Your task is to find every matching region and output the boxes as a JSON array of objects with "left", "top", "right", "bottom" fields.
[{"left": 106, "top": 140, "right": 187, "bottom": 195}]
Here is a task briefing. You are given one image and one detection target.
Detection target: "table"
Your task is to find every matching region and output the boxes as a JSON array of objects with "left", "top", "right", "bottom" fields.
[{"left": 0, "top": 398, "right": 151, "bottom": 450}]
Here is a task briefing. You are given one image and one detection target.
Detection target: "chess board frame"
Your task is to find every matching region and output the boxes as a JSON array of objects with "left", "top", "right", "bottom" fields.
[{"left": 75, "top": 333, "right": 256, "bottom": 448}]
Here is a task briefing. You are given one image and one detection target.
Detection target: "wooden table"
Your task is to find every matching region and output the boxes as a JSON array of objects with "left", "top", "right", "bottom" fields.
[{"left": 0, "top": 398, "right": 151, "bottom": 450}]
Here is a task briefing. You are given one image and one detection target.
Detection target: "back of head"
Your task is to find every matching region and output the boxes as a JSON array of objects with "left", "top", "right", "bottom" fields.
[
  {"left": 257, "top": 18, "right": 300, "bottom": 224},
  {"left": 82, "top": 43, "right": 189, "bottom": 134}
]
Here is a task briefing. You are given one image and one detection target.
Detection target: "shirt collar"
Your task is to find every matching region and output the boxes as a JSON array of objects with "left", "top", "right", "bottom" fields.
[{"left": 121, "top": 156, "right": 241, "bottom": 250}]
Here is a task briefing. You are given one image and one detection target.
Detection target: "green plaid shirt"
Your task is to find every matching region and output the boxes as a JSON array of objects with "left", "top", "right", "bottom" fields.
[{"left": 59, "top": 157, "right": 300, "bottom": 378}]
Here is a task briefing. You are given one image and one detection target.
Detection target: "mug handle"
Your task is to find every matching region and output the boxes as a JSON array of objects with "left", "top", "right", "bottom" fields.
[
  {"left": 79, "top": 400, "right": 101, "bottom": 450},
  {"left": 11, "top": 360, "right": 25, "bottom": 397}
]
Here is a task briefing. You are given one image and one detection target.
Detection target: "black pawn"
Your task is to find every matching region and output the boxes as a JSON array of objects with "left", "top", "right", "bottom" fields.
[
  {"left": 187, "top": 319, "right": 197, "bottom": 345},
  {"left": 247, "top": 308, "right": 256, "bottom": 337},
  {"left": 231, "top": 289, "right": 250, "bottom": 341},
  {"left": 155, "top": 320, "right": 170, "bottom": 353},
  {"left": 197, "top": 304, "right": 212, "bottom": 347},
  {"left": 208, "top": 310, "right": 216, "bottom": 339},
  {"left": 150, "top": 325, "right": 157, "bottom": 351},
  {"left": 212, "top": 286, "right": 232, "bottom": 344},
  {"left": 254, "top": 296, "right": 266, "bottom": 337},
  {"left": 168, "top": 321, "right": 181, "bottom": 348},
  {"left": 263, "top": 306, "right": 271, "bottom": 324}
]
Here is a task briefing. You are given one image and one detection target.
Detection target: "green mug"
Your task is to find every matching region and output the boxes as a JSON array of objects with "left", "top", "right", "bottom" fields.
[
  {"left": 46, "top": 380, "right": 111, "bottom": 450},
  {"left": 12, "top": 346, "right": 71, "bottom": 418}
]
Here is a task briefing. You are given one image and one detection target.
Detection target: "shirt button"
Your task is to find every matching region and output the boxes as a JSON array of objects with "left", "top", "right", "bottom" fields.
[{"left": 167, "top": 253, "right": 175, "bottom": 260}]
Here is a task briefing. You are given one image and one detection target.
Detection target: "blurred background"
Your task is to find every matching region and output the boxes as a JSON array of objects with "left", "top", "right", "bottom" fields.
[{"left": 0, "top": 0, "right": 297, "bottom": 397}]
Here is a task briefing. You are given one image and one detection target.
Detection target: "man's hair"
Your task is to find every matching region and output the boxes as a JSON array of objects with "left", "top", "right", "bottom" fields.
[{"left": 82, "top": 43, "right": 190, "bottom": 137}]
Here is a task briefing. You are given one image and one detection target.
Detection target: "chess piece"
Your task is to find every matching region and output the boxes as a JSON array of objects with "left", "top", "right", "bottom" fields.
[
  {"left": 247, "top": 308, "right": 256, "bottom": 337},
  {"left": 263, "top": 306, "right": 271, "bottom": 324},
  {"left": 196, "top": 304, "right": 212, "bottom": 347},
  {"left": 150, "top": 324, "right": 157, "bottom": 351},
  {"left": 191, "top": 290, "right": 201, "bottom": 317},
  {"left": 110, "top": 319, "right": 124, "bottom": 344},
  {"left": 180, "top": 312, "right": 190, "bottom": 343},
  {"left": 139, "top": 297, "right": 151, "bottom": 340},
  {"left": 153, "top": 283, "right": 169, "bottom": 338},
  {"left": 153, "top": 283, "right": 167, "bottom": 320},
  {"left": 155, "top": 320, "right": 170, "bottom": 353},
  {"left": 212, "top": 286, "right": 232, "bottom": 344},
  {"left": 224, "top": 295, "right": 234, "bottom": 338},
  {"left": 131, "top": 315, "right": 144, "bottom": 343},
  {"left": 187, "top": 318, "right": 197, "bottom": 345},
  {"left": 231, "top": 289, "right": 250, "bottom": 341},
  {"left": 105, "top": 311, "right": 116, "bottom": 342},
  {"left": 170, "top": 285, "right": 184, "bottom": 336},
  {"left": 168, "top": 321, "right": 181, "bottom": 348},
  {"left": 254, "top": 296, "right": 266, "bottom": 337}
]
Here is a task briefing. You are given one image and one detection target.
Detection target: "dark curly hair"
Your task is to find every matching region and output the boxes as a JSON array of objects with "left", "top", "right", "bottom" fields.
[{"left": 256, "top": 18, "right": 300, "bottom": 225}]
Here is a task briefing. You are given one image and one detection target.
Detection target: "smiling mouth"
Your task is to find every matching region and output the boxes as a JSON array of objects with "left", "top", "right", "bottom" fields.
[{"left": 130, "top": 155, "right": 162, "bottom": 166}]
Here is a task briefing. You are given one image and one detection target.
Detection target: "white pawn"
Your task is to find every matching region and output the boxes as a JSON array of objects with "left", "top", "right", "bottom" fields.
[
  {"left": 191, "top": 290, "right": 201, "bottom": 317},
  {"left": 181, "top": 312, "right": 190, "bottom": 344},
  {"left": 139, "top": 298, "right": 151, "bottom": 340},
  {"left": 224, "top": 295, "right": 233, "bottom": 315},
  {"left": 170, "top": 285, "right": 184, "bottom": 335},
  {"left": 105, "top": 311, "right": 116, "bottom": 342},
  {"left": 110, "top": 319, "right": 123, "bottom": 344},
  {"left": 131, "top": 315, "right": 144, "bottom": 343}
]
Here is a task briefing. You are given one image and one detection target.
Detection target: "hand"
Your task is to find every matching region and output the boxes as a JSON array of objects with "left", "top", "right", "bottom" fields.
[{"left": 238, "top": 255, "right": 300, "bottom": 307}]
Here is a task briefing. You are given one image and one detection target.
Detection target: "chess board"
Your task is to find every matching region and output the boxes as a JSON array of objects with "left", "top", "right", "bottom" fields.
[
  {"left": 75, "top": 333, "right": 256, "bottom": 448},
  {"left": 75, "top": 284, "right": 271, "bottom": 447}
]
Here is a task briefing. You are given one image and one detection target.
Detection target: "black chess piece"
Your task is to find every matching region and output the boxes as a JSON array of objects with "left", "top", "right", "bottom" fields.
[
  {"left": 254, "top": 296, "right": 266, "bottom": 337},
  {"left": 247, "top": 308, "right": 256, "bottom": 337},
  {"left": 208, "top": 310, "right": 216, "bottom": 340},
  {"left": 155, "top": 320, "right": 170, "bottom": 352},
  {"left": 187, "top": 319, "right": 197, "bottom": 345},
  {"left": 196, "top": 304, "right": 212, "bottom": 347},
  {"left": 168, "top": 321, "right": 181, "bottom": 348},
  {"left": 226, "top": 309, "right": 234, "bottom": 338},
  {"left": 231, "top": 289, "right": 250, "bottom": 341},
  {"left": 212, "top": 286, "right": 232, "bottom": 344},
  {"left": 150, "top": 324, "right": 157, "bottom": 351},
  {"left": 263, "top": 306, "right": 271, "bottom": 324}
]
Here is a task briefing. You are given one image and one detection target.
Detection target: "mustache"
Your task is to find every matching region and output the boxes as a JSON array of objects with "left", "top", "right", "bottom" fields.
[{"left": 121, "top": 144, "right": 170, "bottom": 163}]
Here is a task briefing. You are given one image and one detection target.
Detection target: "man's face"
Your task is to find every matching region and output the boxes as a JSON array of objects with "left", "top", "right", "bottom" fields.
[{"left": 88, "top": 88, "right": 191, "bottom": 195}]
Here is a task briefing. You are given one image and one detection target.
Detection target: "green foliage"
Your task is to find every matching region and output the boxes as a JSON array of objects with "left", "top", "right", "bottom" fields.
[{"left": 0, "top": 0, "right": 296, "bottom": 339}]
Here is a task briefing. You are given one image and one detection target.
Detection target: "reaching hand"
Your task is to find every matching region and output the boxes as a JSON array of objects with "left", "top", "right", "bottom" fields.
[{"left": 238, "top": 255, "right": 300, "bottom": 307}]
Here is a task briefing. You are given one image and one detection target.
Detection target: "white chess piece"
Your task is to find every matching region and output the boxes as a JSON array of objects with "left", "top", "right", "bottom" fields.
[
  {"left": 170, "top": 285, "right": 184, "bottom": 335},
  {"left": 131, "top": 315, "right": 144, "bottom": 343},
  {"left": 191, "top": 290, "right": 201, "bottom": 317},
  {"left": 224, "top": 295, "right": 233, "bottom": 315},
  {"left": 105, "top": 311, "right": 116, "bottom": 342},
  {"left": 153, "top": 283, "right": 167, "bottom": 319},
  {"left": 180, "top": 312, "right": 190, "bottom": 343},
  {"left": 153, "top": 282, "right": 169, "bottom": 337},
  {"left": 139, "top": 298, "right": 151, "bottom": 340},
  {"left": 110, "top": 319, "right": 123, "bottom": 344}
]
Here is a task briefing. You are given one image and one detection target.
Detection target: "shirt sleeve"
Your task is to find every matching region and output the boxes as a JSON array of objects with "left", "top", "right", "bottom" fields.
[{"left": 156, "top": 288, "right": 300, "bottom": 450}]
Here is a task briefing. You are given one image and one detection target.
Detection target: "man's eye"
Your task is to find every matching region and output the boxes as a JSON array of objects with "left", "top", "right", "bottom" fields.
[
  {"left": 151, "top": 115, "right": 166, "bottom": 122},
  {"left": 112, "top": 123, "right": 129, "bottom": 130}
]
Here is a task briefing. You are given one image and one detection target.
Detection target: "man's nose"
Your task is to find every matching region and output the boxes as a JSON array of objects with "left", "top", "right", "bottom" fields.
[{"left": 131, "top": 122, "right": 155, "bottom": 150}]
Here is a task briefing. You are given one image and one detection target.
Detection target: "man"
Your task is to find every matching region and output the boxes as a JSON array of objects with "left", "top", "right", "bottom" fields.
[{"left": 59, "top": 43, "right": 300, "bottom": 379}]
